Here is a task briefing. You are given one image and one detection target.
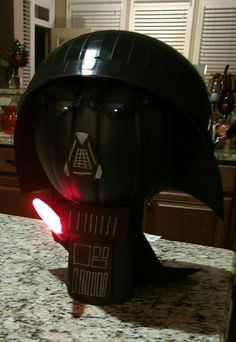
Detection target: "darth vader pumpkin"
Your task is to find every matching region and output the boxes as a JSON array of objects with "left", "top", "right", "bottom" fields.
[{"left": 15, "top": 30, "right": 223, "bottom": 305}]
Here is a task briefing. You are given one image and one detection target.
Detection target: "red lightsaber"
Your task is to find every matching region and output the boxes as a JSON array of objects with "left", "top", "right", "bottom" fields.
[{"left": 32, "top": 198, "right": 62, "bottom": 235}]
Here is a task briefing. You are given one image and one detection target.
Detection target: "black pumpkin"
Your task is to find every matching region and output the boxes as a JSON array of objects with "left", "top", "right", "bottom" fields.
[{"left": 33, "top": 78, "right": 171, "bottom": 206}]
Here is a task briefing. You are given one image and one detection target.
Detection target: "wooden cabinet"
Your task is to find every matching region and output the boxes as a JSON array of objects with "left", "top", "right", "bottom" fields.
[
  {"left": 0, "top": 144, "right": 52, "bottom": 218},
  {"left": 143, "top": 164, "right": 236, "bottom": 250}
]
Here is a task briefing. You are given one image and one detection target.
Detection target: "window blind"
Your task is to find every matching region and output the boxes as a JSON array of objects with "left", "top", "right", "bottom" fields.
[
  {"left": 22, "top": 0, "right": 31, "bottom": 88},
  {"left": 130, "top": 1, "right": 193, "bottom": 57},
  {"left": 68, "top": 0, "right": 124, "bottom": 31},
  {"left": 199, "top": 6, "right": 236, "bottom": 80},
  {"left": 71, "top": 8, "right": 121, "bottom": 30}
]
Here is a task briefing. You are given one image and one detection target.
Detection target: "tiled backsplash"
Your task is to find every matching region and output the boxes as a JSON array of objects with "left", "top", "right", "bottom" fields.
[
  {"left": 1, "top": 87, "right": 236, "bottom": 163},
  {"left": 0, "top": 131, "right": 14, "bottom": 144}
]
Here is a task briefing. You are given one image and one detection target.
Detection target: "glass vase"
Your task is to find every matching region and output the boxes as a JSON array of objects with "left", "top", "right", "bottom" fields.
[{"left": 8, "top": 68, "right": 20, "bottom": 89}]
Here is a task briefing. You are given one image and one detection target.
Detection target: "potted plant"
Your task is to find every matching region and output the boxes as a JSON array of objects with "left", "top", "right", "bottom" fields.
[{"left": 0, "top": 39, "right": 29, "bottom": 89}]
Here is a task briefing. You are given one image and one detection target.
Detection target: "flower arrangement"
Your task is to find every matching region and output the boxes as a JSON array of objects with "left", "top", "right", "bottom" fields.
[
  {"left": 0, "top": 39, "right": 29, "bottom": 70},
  {"left": 0, "top": 39, "right": 29, "bottom": 88}
]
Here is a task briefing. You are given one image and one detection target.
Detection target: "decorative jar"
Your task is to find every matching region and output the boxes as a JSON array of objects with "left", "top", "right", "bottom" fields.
[{"left": 1, "top": 105, "right": 17, "bottom": 134}]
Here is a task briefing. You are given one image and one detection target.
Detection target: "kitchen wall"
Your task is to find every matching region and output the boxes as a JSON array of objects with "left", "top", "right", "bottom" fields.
[
  {"left": 55, "top": 0, "right": 66, "bottom": 27},
  {"left": 0, "top": 0, "right": 14, "bottom": 88}
]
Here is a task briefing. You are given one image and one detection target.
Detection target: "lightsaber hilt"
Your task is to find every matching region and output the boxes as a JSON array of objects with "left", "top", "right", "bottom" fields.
[{"left": 54, "top": 201, "right": 143, "bottom": 305}]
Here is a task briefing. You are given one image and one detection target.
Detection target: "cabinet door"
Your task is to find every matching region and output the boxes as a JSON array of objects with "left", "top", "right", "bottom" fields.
[
  {"left": 0, "top": 145, "right": 53, "bottom": 218},
  {"left": 143, "top": 190, "right": 230, "bottom": 248},
  {"left": 0, "top": 183, "right": 52, "bottom": 218},
  {"left": 0, "top": 146, "right": 17, "bottom": 175}
]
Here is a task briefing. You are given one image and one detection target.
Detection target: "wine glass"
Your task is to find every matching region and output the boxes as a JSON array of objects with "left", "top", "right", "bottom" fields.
[
  {"left": 208, "top": 73, "right": 222, "bottom": 113},
  {"left": 217, "top": 74, "right": 236, "bottom": 116}
]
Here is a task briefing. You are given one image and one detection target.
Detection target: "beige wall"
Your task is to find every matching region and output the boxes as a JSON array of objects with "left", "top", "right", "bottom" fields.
[
  {"left": 55, "top": 0, "right": 66, "bottom": 27},
  {"left": 13, "top": 0, "right": 24, "bottom": 43}
]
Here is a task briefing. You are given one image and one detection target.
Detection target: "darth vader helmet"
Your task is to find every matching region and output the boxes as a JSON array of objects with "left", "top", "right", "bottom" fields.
[{"left": 15, "top": 30, "right": 222, "bottom": 215}]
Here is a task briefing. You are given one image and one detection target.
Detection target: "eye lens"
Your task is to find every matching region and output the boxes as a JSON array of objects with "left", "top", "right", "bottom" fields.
[
  {"left": 103, "top": 103, "right": 130, "bottom": 118},
  {"left": 88, "top": 98, "right": 99, "bottom": 110},
  {"left": 40, "top": 99, "right": 74, "bottom": 117},
  {"left": 38, "top": 86, "right": 75, "bottom": 117}
]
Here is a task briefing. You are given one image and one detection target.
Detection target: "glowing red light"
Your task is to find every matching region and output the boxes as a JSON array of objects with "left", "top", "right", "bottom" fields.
[{"left": 32, "top": 198, "right": 62, "bottom": 234}]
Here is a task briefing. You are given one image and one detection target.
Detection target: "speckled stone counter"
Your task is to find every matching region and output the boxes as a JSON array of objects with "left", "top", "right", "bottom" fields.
[
  {"left": 0, "top": 213, "right": 235, "bottom": 342},
  {"left": 214, "top": 149, "right": 236, "bottom": 163}
]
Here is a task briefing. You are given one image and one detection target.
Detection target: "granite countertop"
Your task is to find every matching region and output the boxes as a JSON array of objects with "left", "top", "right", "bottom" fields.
[
  {"left": 214, "top": 149, "right": 236, "bottom": 163},
  {"left": 0, "top": 213, "right": 235, "bottom": 342}
]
